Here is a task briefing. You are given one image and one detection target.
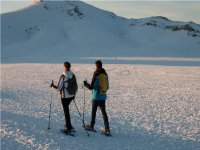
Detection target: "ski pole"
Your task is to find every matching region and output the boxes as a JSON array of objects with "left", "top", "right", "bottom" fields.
[
  {"left": 73, "top": 98, "right": 90, "bottom": 136},
  {"left": 48, "top": 80, "right": 53, "bottom": 129},
  {"left": 83, "top": 83, "right": 86, "bottom": 125}
]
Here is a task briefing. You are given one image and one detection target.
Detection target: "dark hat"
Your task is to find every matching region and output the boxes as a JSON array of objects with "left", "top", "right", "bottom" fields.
[
  {"left": 64, "top": 61, "right": 71, "bottom": 70},
  {"left": 95, "top": 60, "right": 102, "bottom": 68}
]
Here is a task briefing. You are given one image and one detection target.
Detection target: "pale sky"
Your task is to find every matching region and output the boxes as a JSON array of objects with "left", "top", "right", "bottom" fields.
[{"left": 1, "top": 1, "right": 200, "bottom": 23}]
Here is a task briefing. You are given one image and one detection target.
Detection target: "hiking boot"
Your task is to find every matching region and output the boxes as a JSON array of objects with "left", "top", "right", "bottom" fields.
[
  {"left": 63, "top": 128, "right": 71, "bottom": 134},
  {"left": 64, "top": 125, "right": 75, "bottom": 132},
  {"left": 104, "top": 127, "right": 110, "bottom": 134},
  {"left": 84, "top": 125, "right": 94, "bottom": 131}
]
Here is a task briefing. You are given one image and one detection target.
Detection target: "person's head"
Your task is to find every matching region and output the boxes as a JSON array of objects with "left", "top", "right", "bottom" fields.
[
  {"left": 63, "top": 61, "right": 71, "bottom": 72},
  {"left": 95, "top": 60, "right": 102, "bottom": 69}
]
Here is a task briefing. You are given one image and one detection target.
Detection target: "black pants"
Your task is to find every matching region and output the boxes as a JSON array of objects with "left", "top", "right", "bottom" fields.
[
  {"left": 61, "top": 97, "right": 74, "bottom": 130},
  {"left": 90, "top": 100, "right": 109, "bottom": 128}
]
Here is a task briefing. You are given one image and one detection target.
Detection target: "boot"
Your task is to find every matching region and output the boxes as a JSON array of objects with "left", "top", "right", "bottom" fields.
[
  {"left": 84, "top": 124, "right": 95, "bottom": 131},
  {"left": 63, "top": 128, "right": 71, "bottom": 134},
  {"left": 64, "top": 125, "right": 75, "bottom": 132},
  {"left": 103, "top": 127, "right": 110, "bottom": 135}
]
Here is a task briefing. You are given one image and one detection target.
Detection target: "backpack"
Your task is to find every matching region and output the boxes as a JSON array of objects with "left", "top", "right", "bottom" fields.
[
  {"left": 65, "top": 74, "right": 78, "bottom": 95},
  {"left": 99, "top": 74, "right": 109, "bottom": 94}
]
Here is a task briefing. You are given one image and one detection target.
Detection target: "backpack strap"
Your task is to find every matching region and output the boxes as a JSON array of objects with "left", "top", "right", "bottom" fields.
[{"left": 62, "top": 74, "right": 74, "bottom": 88}]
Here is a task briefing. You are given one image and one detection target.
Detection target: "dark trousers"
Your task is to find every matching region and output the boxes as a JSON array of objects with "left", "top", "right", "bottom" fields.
[
  {"left": 61, "top": 97, "right": 74, "bottom": 130},
  {"left": 90, "top": 100, "right": 109, "bottom": 128}
]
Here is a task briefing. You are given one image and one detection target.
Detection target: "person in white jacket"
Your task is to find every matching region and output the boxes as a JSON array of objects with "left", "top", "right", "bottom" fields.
[{"left": 51, "top": 61, "right": 76, "bottom": 133}]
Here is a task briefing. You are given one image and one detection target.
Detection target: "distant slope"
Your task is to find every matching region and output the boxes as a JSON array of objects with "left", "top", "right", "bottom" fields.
[{"left": 1, "top": 1, "right": 200, "bottom": 63}]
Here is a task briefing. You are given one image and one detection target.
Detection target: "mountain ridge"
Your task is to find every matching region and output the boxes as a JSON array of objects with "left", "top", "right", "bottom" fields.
[{"left": 1, "top": 1, "right": 200, "bottom": 62}]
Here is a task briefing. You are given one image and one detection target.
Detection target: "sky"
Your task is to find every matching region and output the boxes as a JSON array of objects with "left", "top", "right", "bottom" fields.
[{"left": 1, "top": 1, "right": 200, "bottom": 23}]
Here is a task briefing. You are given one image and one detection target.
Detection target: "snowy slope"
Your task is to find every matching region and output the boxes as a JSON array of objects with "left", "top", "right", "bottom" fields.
[
  {"left": 1, "top": 64, "right": 200, "bottom": 149},
  {"left": 1, "top": 1, "right": 200, "bottom": 63}
]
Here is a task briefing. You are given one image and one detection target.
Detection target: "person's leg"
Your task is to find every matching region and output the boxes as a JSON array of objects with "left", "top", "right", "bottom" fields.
[
  {"left": 61, "top": 98, "right": 73, "bottom": 130},
  {"left": 90, "top": 100, "right": 98, "bottom": 127},
  {"left": 99, "top": 100, "right": 109, "bottom": 129}
]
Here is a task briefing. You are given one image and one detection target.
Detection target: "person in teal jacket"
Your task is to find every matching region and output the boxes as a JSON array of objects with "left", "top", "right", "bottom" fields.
[
  {"left": 91, "top": 74, "right": 107, "bottom": 100},
  {"left": 84, "top": 60, "right": 110, "bottom": 134}
]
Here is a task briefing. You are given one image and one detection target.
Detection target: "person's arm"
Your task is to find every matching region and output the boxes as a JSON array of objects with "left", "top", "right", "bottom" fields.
[
  {"left": 52, "top": 84, "right": 58, "bottom": 89},
  {"left": 84, "top": 72, "right": 98, "bottom": 90},
  {"left": 51, "top": 75, "right": 64, "bottom": 90}
]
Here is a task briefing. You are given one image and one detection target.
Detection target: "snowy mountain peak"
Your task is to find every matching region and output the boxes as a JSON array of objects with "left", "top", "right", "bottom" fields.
[
  {"left": 129, "top": 16, "right": 200, "bottom": 37},
  {"left": 33, "top": 1, "right": 85, "bottom": 19},
  {"left": 1, "top": 1, "right": 200, "bottom": 62}
]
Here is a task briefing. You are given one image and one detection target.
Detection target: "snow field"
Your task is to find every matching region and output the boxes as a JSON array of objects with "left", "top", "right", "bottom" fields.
[{"left": 1, "top": 64, "right": 200, "bottom": 150}]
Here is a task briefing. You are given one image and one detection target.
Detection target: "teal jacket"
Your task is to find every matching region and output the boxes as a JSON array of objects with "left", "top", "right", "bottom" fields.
[
  {"left": 92, "top": 76, "right": 107, "bottom": 100},
  {"left": 85, "top": 68, "right": 108, "bottom": 100}
]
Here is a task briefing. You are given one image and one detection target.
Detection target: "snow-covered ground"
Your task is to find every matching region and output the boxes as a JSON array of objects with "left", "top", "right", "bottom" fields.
[{"left": 1, "top": 63, "right": 200, "bottom": 150}]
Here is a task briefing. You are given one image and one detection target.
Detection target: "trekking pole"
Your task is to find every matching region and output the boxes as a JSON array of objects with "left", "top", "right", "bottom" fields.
[
  {"left": 47, "top": 80, "right": 53, "bottom": 129},
  {"left": 82, "top": 83, "right": 86, "bottom": 126},
  {"left": 73, "top": 98, "right": 90, "bottom": 136}
]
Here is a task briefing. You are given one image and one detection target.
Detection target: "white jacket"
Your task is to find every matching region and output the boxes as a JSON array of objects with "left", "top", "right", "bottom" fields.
[{"left": 58, "top": 70, "right": 75, "bottom": 99}]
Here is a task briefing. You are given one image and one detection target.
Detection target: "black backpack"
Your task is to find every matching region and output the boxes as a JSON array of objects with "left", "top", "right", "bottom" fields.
[{"left": 63, "top": 74, "right": 78, "bottom": 95}]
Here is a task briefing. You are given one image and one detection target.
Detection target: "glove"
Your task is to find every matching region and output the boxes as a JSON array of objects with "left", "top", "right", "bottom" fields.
[
  {"left": 50, "top": 80, "right": 54, "bottom": 88},
  {"left": 50, "top": 83, "right": 54, "bottom": 88},
  {"left": 83, "top": 80, "right": 88, "bottom": 86}
]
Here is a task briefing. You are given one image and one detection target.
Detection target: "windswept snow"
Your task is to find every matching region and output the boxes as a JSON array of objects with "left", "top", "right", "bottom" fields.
[{"left": 1, "top": 64, "right": 200, "bottom": 150}]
